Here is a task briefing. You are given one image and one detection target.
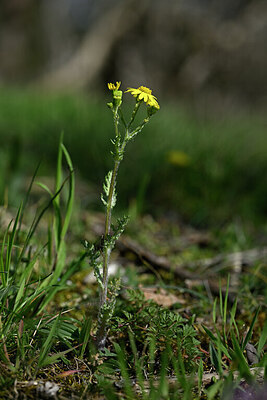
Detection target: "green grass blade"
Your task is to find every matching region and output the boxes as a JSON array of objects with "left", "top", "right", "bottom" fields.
[
  {"left": 55, "top": 132, "right": 64, "bottom": 208},
  {"left": 231, "top": 332, "right": 253, "bottom": 382},
  {"left": 14, "top": 246, "right": 47, "bottom": 310},
  {"left": 158, "top": 349, "right": 169, "bottom": 399},
  {"left": 60, "top": 143, "right": 75, "bottom": 241},
  {"left": 41, "top": 345, "right": 79, "bottom": 368},
  {"left": 206, "top": 380, "right": 224, "bottom": 400},
  {"left": 198, "top": 359, "right": 203, "bottom": 395},
  {"left": 0, "top": 222, "right": 12, "bottom": 287},
  {"left": 17, "top": 161, "right": 40, "bottom": 234},
  {"left": 257, "top": 320, "right": 267, "bottom": 355},
  {"left": 222, "top": 275, "right": 230, "bottom": 343},
  {"left": 203, "top": 325, "right": 231, "bottom": 359},
  {"left": 209, "top": 342, "right": 223, "bottom": 376},
  {"left": 212, "top": 297, "right": 217, "bottom": 324},
  {"left": 17, "top": 180, "right": 66, "bottom": 265},
  {"left": 37, "top": 315, "right": 60, "bottom": 368},
  {"left": 114, "top": 342, "right": 135, "bottom": 399},
  {"left": 79, "top": 317, "right": 92, "bottom": 359},
  {"left": 202, "top": 325, "right": 217, "bottom": 342},
  {"left": 38, "top": 251, "right": 88, "bottom": 313},
  {"left": 242, "top": 307, "right": 260, "bottom": 351},
  {"left": 41, "top": 142, "right": 74, "bottom": 300},
  {"left": 5, "top": 203, "right": 22, "bottom": 281},
  {"left": 38, "top": 243, "right": 66, "bottom": 312},
  {"left": 229, "top": 297, "right": 240, "bottom": 342},
  {"left": 173, "top": 339, "right": 189, "bottom": 393},
  {"left": 148, "top": 336, "right": 156, "bottom": 394},
  {"left": 230, "top": 299, "right": 238, "bottom": 328},
  {"left": 53, "top": 135, "right": 63, "bottom": 249},
  {"left": 219, "top": 279, "right": 223, "bottom": 319},
  {"left": 35, "top": 181, "right": 53, "bottom": 196},
  {"left": 128, "top": 330, "right": 146, "bottom": 398}
]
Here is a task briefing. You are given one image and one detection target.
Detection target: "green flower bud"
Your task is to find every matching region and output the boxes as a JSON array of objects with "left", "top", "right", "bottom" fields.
[
  {"left": 113, "top": 90, "right": 123, "bottom": 107},
  {"left": 107, "top": 102, "right": 114, "bottom": 110},
  {"left": 147, "top": 105, "right": 159, "bottom": 117}
]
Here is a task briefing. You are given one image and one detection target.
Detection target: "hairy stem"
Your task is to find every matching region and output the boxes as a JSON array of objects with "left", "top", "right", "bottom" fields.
[
  {"left": 97, "top": 109, "right": 128, "bottom": 348},
  {"left": 100, "top": 159, "right": 120, "bottom": 308}
]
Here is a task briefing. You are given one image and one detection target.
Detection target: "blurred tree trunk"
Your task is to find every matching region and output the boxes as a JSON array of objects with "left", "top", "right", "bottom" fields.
[{"left": 36, "top": 0, "right": 148, "bottom": 91}]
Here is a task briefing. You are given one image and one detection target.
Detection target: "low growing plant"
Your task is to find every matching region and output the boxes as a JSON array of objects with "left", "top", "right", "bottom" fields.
[
  {"left": 111, "top": 289, "right": 201, "bottom": 372},
  {"left": 84, "top": 82, "right": 160, "bottom": 349},
  {"left": 202, "top": 278, "right": 267, "bottom": 399}
]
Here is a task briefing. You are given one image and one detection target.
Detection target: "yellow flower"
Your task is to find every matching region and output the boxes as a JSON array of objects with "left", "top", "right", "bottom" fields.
[
  {"left": 108, "top": 81, "right": 121, "bottom": 91},
  {"left": 167, "top": 151, "right": 191, "bottom": 167},
  {"left": 125, "top": 86, "right": 160, "bottom": 109}
]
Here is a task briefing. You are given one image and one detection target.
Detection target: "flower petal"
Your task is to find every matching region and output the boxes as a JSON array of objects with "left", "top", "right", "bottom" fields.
[{"left": 125, "top": 85, "right": 160, "bottom": 108}]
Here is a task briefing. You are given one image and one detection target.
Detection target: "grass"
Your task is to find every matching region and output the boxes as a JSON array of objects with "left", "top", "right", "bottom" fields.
[
  {"left": 0, "top": 89, "right": 266, "bottom": 399},
  {"left": 0, "top": 88, "right": 267, "bottom": 225}
]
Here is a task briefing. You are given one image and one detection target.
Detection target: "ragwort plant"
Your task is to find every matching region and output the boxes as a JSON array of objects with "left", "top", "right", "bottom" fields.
[{"left": 84, "top": 82, "right": 160, "bottom": 349}]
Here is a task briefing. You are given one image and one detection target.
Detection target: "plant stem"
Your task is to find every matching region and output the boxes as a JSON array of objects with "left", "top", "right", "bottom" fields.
[
  {"left": 97, "top": 109, "right": 128, "bottom": 348},
  {"left": 100, "top": 159, "right": 119, "bottom": 308},
  {"left": 128, "top": 101, "right": 141, "bottom": 129},
  {"left": 100, "top": 134, "right": 128, "bottom": 303},
  {"left": 97, "top": 103, "right": 152, "bottom": 348}
]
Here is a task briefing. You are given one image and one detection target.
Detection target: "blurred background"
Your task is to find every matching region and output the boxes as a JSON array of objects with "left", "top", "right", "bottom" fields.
[{"left": 0, "top": 0, "right": 266, "bottom": 226}]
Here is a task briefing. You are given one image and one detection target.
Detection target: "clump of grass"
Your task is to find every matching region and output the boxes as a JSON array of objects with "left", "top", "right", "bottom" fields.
[{"left": 0, "top": 134, "right": 81, "bottom": 376}]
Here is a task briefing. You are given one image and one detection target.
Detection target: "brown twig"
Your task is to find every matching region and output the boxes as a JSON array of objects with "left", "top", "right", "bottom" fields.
[{"left": 87, "top": 213, "right": 266, "bottom": 301}]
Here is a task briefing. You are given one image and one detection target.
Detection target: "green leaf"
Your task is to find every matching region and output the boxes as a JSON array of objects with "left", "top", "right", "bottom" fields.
[
  {"left": 79, "top": 317, "right": 92, "bottom": 359},
  {"left": 158, "top": 350, "right": 169, "bottom": 398},
  {"left": 38, "top": 315, "right": 60, "bottom": 368},
  {"left": 258, "top": 320, "right": 267, "bottom": 355},
  {"left": 231, "top": 332, "right": 253, "bottom": 382},
  {"left": 198, "top": 359, "right": 203, "bottom": 394},
  {"left": 206, "top": 380, "right": 224, "bottom": 400},
  {"left": 35, "top": 181, "right": 53, "bottom": 196},
  {"left": 114, "top": 342, "right": 135, "bottom": 399},
  {"left": 103, "top": 171, "right": 113, "bottom": 197},
  {"left": 101, "top": 170, "right": 117, "bottom": 209},
  {"left": 128, "top": 330, "right": 146, "bottom": 398},
  {"left": 212, "top": 297, "right": 217, "bottom": 324},
  {"left": 209, "top": 343, "right": 222, "bottom": 375},
  {"left": 242, "top": 307, "right": 260, "bottom": 351},
  {"left": 41, "top": 345, "right": 77, "bottom": 367},
  {"left": 60, "top": 143, "right": 75, "bottom": 241},
  {"left": 202, "top": 325, "right": 217, "bottom": 342}
]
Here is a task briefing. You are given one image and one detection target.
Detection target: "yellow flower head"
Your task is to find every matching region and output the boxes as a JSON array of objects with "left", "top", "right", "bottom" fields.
[
  {"left": 167, "top": 151, "right": 191, "bottom": 167},
  {"left": 108, "top": 81, "right": 121, "bottom": 91},
  {"left": 125, "top": 86, "right": 160, "bottom": 109}
]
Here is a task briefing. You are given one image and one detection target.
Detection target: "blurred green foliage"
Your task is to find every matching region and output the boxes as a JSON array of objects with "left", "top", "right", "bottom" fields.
[{"left": 0, "top": 88, "right": 266, "bottom": 226}]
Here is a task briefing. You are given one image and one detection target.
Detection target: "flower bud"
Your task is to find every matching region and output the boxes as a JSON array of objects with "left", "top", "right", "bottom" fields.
[
  {"left": 113, "top": 90, "right": 123, "bottom": 107},
  {"left": 107, "top": 102, "right": 114, "bottom": 110},
  {"left": 147, "top": 105, "right": 159, "bottom": 116}
]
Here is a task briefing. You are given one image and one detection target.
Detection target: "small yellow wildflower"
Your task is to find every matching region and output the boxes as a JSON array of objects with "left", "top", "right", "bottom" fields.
[
  {"left": 107, "top": 81, "right": 121, "bottom": 91},
  {"left": 167, "top": 151, "right": 191, "bottom": 167},
  {"left": 125, "top": 86, "right": 160, "bottom": 109}
]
